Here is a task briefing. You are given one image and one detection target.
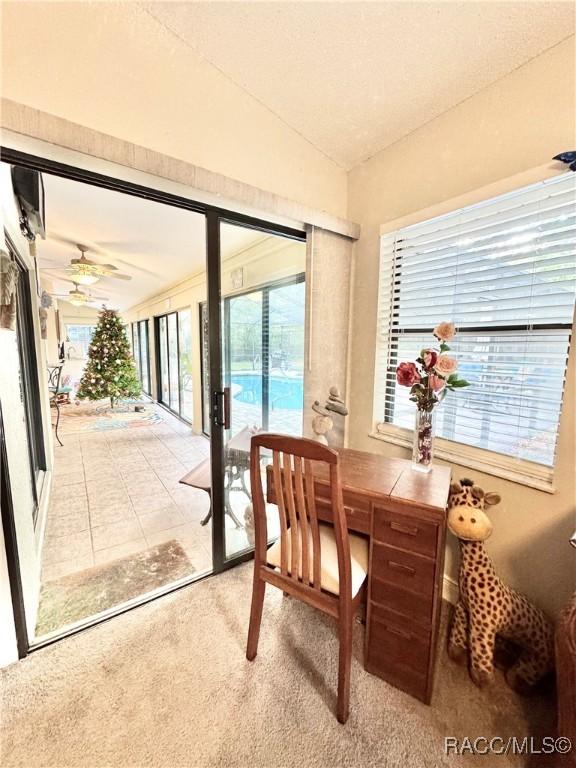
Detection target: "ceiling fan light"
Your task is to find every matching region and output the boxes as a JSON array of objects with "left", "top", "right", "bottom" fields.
[
  {"left": 74, "top": 273, "right": 100, "bottom": 286},
  {"left": 69, "top": 297, "right": 85, "bottom": 307}
]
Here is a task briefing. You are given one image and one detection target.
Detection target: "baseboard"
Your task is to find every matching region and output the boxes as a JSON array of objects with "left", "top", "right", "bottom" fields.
[{"left": 442, "top": 575, "right": 459, "bottom": 605}]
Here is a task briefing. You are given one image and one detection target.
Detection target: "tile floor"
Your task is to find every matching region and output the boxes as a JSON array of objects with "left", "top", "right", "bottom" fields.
[
  {"left": 40, "top": 399, "right": 283, "bottom": 638},
  {"left": 43, "top": 406, "right": 216, "bottom": 587}
]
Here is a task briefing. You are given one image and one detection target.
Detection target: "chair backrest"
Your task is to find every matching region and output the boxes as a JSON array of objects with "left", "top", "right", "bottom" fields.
[
  {"left": 250, "top": 433, "right": 352, "bottom": 603},
  {"left": 47, "top": 364, "right": 63, "bottom": 394}
]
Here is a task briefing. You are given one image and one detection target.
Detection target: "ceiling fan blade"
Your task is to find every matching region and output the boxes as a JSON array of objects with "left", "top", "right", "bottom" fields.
[
  {"left": 102, "top": 271, "right": 132, "bottom": 281},
  {"left": 108, "top": 257, "right": 158, "bottom": 277},
  {"left": 48, "top": 232, "right": 107, "bottom": 254}
]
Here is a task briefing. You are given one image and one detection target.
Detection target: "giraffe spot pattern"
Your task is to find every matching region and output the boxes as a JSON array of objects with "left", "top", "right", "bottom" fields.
[{"left": 448, "top": 480, "right": 554, "bottom": 691}]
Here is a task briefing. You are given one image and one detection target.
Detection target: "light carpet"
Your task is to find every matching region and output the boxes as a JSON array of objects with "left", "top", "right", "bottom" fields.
[{"left": 0, "top": 564, "right": 554, "bottom": 768}]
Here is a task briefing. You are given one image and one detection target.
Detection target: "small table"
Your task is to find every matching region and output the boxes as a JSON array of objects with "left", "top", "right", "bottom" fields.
[
  {"left": 180, "top": 456, "right": 246, "bottom": 529},
  {"left": 180, "top": 426, "right": 265, "bottom": 529}
]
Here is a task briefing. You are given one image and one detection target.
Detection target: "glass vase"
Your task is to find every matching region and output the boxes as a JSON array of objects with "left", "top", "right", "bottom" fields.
[{"left": 412, "top": 409, "right": 435, "bottom": 473}]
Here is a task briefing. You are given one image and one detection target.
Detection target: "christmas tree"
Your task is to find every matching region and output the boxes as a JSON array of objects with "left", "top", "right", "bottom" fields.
[{"left": 77, "top": 308, "right": 141, "bottom": 408}]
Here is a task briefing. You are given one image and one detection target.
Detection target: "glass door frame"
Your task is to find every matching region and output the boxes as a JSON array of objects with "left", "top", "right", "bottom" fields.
[
  {"left": 0, "top": 146, "right": 306, "bottom": 657},
  {"left": 6, "top": 232, "right": 47, "bottom": 524},
  {"left": 222, "top": 272, "right": 306, "bottom": 432},
  {"left": 207, "top": 214, "right": 306, "bottom": 567},
  {"left": 131, "top": 319, "right": 151, "bottom": 395},
  {"left": 153, "top": 310, "right": 193, "bottom": 423}
]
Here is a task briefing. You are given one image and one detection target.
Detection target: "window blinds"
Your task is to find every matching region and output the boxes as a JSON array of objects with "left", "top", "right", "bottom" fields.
[{"left": 375, "top": 172, "right": 576, "bottom": 468}]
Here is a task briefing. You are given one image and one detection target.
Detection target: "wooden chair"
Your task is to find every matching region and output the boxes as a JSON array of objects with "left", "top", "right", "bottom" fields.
[{"left": 246, "top": 433, "right": 368, "bottom": 724}]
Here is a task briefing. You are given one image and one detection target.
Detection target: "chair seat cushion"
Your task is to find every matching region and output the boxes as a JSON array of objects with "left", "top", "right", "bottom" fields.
[{"left": 266, "top": 523, "right": 368, "bottom": 597}]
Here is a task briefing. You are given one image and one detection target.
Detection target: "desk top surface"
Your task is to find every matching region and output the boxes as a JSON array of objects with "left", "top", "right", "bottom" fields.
[{"left": 308, "top": 447, "right": 451, "bottom": 513}]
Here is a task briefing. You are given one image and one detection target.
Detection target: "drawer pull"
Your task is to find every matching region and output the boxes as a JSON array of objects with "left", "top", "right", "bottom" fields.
[
  {"left": 390, "top": 521, "right": 419, "bottom": 537},
  {"left": 384, "top": 624, "right": 412, "bottom": 640},
  {"left": 388, "top": 560, "right": 416, "bottom": 577}
]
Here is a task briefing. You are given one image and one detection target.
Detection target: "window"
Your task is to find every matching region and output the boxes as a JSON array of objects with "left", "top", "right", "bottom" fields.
[
  {"left": 374, "top": 173, "right": 575, "bottom": 483},
  {"left": 155, "top": 310, "right": 193, "bottom": 422},
  {"left": 131, "top": 320, "right": 150, "bottom": 395},
  {"left": 65, "top": 324, "right": 95, "bottom": 358},
  {"left": 222, "top": 274, "right": 305, "bottom": 436}
]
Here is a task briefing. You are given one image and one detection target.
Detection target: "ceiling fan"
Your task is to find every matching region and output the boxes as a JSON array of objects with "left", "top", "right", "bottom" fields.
[
  {"left": 51, "top": 280, "right": 110, "bottom": 308},
  {"left": 68, "top": 244, "right": 132, "bottom": 284},
  {"left": 43, "top": 243, "right": 133, "bottom": 285}
]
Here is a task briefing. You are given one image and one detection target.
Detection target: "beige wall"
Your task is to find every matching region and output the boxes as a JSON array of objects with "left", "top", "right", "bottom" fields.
[
  {"left": 0, "top": 2, "right": 347, "bottom": 219},
  {"left": 347, "top": 38, "right": 576, "bottom": 617},
  {"left": 304, "top": 227, "right": 353, "bottom": 446}
]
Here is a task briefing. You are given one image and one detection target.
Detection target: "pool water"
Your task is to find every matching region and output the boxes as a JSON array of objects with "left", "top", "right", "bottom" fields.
[{"left": 231, "top": 374, "right": 303, "bottom": 410}]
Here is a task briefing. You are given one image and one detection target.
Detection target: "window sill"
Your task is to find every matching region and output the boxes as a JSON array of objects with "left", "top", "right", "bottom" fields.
[{"left": 369, "top": 425, "right": 556, "bottom": 494}]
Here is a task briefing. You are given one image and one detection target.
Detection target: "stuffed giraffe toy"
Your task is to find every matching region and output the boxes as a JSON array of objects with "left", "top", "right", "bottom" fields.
[{"left": 447, "top": 478, "right": 554, "bottom": 694}]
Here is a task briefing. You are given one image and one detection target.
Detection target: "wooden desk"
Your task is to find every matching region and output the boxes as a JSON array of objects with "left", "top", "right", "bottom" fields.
[{"left": 267, "top": 447, "right": 451, "bottom": 704}]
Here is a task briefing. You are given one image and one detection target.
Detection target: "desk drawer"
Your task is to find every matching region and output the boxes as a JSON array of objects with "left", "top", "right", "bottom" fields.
[
  {"left": 365, "top": 649, "right": 428, "bottom": 703},
  {"left": 371, "top": 543, "right": 435, "bottom": 599},
  {"left": 315, "top": 492, "right": 371, "bottom": 535},
  {"left": 371, "top": 575, "right": 433, "bottom": 625},
  {"left": 369, "top": 604, "right": 430, "bottom": 672},
  {"left": 373, "top": 505, "right": 438, "bottom": 558},
  {"left": 366, "top": 606, "right": 430, "bottom": 702}
]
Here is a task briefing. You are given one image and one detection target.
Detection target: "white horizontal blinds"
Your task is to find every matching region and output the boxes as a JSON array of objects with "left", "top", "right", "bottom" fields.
[
  {"left": 377, "top": 173, "right": 576, "bottom": 468},
  {"left": 373, "top": 230, "right": 399, "bottom": 421}
]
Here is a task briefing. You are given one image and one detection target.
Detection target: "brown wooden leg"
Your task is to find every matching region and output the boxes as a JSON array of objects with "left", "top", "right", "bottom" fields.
[
  {"left": 246, "top": 574, "right": 266, "bottom": 661},
  {"left": 336, "top": 611, "right": 353, "bottom": 724}
]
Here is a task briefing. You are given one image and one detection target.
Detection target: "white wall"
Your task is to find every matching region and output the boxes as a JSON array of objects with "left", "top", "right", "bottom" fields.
[
  {"left": 0, "top": 2, "right": 347, "bottom": 219},
  {"left": 347, "top": 38, "right": 576, "bottom": 617}
]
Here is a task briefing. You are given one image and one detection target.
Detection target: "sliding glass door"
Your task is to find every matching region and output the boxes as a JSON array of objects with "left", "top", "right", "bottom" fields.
[
  {"left": 177, "top": 310, "right": 193, "bottom": 422},
  {"left": 156, "top": 309, "right": 193, "bottom": 422},
  {"left": 131, "top": 320, "right": 151, "bottom": 395},
  {"left": 1, "top": 148, "right": 311, "bottom": 656},
  {"left": 216, "top": 221, "right": 307, "bottom": 560},
  {"left": 8, "top": 239, "right": 46, "bottom": 519},
  {"left": 199, "top": 302, "right": 211, "bottom": 436},
  {"left": 223, "top": 278, "right": 305, "bottom": 435}
]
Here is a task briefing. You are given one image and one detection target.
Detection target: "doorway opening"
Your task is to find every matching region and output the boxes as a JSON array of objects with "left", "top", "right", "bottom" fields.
[{"left": 1, "top": 148, "right": 307, "bottom": 654}]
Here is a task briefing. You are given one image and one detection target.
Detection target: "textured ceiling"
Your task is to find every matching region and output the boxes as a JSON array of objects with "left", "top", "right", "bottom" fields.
[{"left": 144, "top": 1, "right": 574, "bottom": 169}]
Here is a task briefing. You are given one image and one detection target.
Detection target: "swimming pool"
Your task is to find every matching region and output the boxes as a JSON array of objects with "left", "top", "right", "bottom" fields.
[{"left": 231, "top": 374, "right": 304, "bottom": 411}]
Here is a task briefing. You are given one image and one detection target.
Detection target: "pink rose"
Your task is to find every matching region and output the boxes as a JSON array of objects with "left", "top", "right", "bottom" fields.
[
  {"left": 396, "top": 362, "right": 421, "bottom": 387},
  {"left": 434, "top": 355, "right": 458, "bottom": 376},
  {"left": 433, "top": 322, "right": 456, "bottom": 342},
  {"left": 428, "top": 373, "right": 446, "bottom": 391},
  {"left": 421, "top": 349, "right": 438, "bottom": 369}
]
